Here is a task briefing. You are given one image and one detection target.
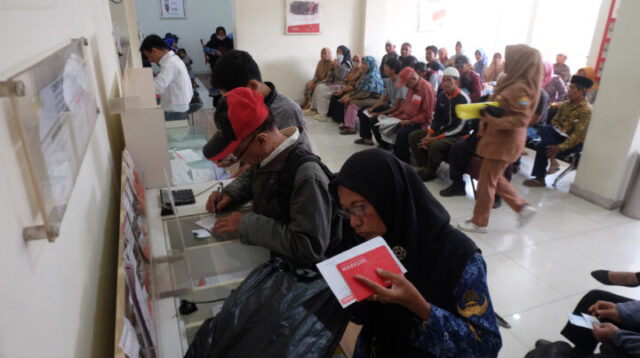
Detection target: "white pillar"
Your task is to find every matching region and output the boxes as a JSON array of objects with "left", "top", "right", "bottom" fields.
[{"left": 570, "top": 0, "right": 640, "bottom": 209}]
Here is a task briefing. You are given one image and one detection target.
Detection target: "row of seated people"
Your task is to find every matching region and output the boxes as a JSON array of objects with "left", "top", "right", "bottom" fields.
[
  {"left": 185, "top": 46, "right": 624, "bottom": 357},
  {"left": 300, "top": 44, "right": 594, "bottom": 195},
  {"left": 197, "top": 48, "right": 502, "bottom": 357}
]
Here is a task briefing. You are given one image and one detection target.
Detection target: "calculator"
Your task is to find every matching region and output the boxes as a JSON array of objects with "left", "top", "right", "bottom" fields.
[{"left": 160, "top": 189, "right": 196, "bottom": 208}]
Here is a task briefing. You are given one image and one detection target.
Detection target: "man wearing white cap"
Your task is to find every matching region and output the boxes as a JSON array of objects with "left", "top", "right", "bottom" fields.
[{"left": 409, "top": 67, "right": 470, "bottom": 181}]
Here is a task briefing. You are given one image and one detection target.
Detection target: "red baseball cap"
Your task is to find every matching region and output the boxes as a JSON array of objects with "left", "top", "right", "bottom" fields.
[
  {"left": 396, "top": 66, "right": 415, "bottom": 87},
  {"left": 202, "top": 87, "right": 269, "bottom": 161}
]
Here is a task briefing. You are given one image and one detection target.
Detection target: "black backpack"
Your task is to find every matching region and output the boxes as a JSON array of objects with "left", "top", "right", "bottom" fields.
[{"left": 274, "top": 145, "right": 360, "bottom": 257}]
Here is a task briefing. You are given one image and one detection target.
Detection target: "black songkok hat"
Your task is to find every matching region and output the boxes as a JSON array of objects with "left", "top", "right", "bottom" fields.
[{"left": 571, "top": 75, "right": 594, "bottom": 89}]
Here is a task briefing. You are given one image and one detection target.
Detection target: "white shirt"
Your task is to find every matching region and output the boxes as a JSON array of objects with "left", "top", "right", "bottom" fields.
[
  {"left": 155, "top": 51, "right": 193, "bottom": 112},
  {"left": 260, "top": 128, "right": 300, "bottom": 167}
]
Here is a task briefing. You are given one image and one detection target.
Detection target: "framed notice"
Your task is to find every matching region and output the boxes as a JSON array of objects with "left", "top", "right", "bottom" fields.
[
  {"left": 160, "top": 0, "right": 185, "bottom": 19},
  {"left": 418, "top": 0, "right": 447, "bottom": 32},
  {"left": 286, "top": 0, "right": 320, "bottom": 34}
]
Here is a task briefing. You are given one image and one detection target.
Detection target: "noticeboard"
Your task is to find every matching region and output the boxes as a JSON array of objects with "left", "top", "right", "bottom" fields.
[{"left": 2, "top": 38, "right": 99, "bottom": 241}]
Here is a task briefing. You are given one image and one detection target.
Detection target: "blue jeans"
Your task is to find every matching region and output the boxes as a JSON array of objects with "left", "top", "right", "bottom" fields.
[
  {"left": 393, "top": 123, "right": 421, "bottom": 164},
  {"left": 531, "top": 125, "right": 582, "bottom": 179}
]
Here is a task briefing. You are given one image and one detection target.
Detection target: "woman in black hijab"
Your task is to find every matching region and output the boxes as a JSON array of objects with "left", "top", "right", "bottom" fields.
[
  {"left": 331, "top": 149, "right": 501, "bottom": 357},
  {"left": 205, "top": 26, "right": 234, "bottom": 73}
]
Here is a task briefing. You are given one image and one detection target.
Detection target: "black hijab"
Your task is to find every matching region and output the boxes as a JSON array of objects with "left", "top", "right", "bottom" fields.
[
  {"left": 331, "top": 149, "right": 478, "bottom": 357},
  {"left": 337, "top": 45, "right": 352, "bottom": 69}
]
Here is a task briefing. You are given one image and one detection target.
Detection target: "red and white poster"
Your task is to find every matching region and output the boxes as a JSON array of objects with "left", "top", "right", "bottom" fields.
[{"left": 286, "top": 0, "right": 320, "bottom": 34}]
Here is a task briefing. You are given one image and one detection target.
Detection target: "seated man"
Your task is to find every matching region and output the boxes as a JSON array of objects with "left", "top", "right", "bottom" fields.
[
  {"left": 388, "top": 67, "right": 436, "bottom": 164},
  {"left": 379, "top": 40, "right": 398, "bottom": 79},
  {"left": 534, "top": 289, "right": 640, "bottom": 357},
  {"left": 355, "top": 58, "right": 406, "bottom": 148},
  {"left": 203, "top": 88, "right": 340, "bottom": 266},
  {"left": 211, "top": 50, "right": 311, "bottom": 150},
  {"left": 425, "top": 45, "right": 445, "bottom": 72},
  {"left": 409, "top": 67, "right": 470, "bottom": 181},
  {"left": 399, "top": 42, "right": 419, "bottom": 69},
  {"left": 455, "top": 55, "right": 482, "bottom": 102},
  {"left": 140, "top": 34, "right": 193, "bottom": 121},
  {"left": 523, "top": 75, "right": 593, "bottom": 187}
]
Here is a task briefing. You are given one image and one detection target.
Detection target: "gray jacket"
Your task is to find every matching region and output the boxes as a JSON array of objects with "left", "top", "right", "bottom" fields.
[
  {"left": 223, "top": 133, "right": 337, "bottom": 266},
  {"left": 613, "top": 300, "right": 640, "bottom": 356}
]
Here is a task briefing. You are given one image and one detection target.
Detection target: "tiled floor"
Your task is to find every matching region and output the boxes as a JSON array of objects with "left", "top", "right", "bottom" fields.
[{"left": 303, "top": 114, "right": 640, "bottom": 357}]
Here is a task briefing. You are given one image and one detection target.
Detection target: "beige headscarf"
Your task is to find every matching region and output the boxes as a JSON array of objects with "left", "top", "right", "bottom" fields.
[
  {"left": 313, "top": 47, "right": 334, "bottom": 82},
  {"left": 491, "top": 44, "right": 542, "bottom": 115}
]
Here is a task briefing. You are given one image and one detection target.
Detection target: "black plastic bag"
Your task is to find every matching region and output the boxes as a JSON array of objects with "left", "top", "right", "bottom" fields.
[
  {"left": 184, "top": 258, "right": 351, "bottom": 358},
  {"left": 524, "top": 341, "right": 574, "bottom": 358}
]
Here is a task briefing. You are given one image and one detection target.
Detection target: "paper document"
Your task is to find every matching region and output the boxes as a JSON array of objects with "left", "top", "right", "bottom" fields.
[
  {"left": 192, "top": 229, "right": 211, "bottom": 239},
  {"left": 118, "top": 317, "right": 140, "bottom": 358},
  {"left": 195, "top": 215, "right": 217, "bottom": 231},
  {"left": 174, "top": 149, "right": 202, "bottom": 162},
  {"left": 568, "top": 313, "right": 601, "bottom": 330},
  {"left": 374, "top": 115, "right": 401, "bottom": 127},
  {"left": 316, "top": 236, "right": 406, "bottom": 308}
]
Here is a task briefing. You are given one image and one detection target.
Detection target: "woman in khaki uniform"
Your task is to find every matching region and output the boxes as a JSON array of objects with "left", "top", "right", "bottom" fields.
[{"left": 458, "top": 44, "right": 543, "bottom": 233}]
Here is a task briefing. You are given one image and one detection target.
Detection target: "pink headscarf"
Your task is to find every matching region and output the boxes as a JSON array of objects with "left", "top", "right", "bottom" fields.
[{"left": 542, "top": 61, "right": 554, "bottom": 88}]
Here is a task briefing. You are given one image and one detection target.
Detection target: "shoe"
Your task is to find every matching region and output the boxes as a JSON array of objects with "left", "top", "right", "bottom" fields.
[
  {"left": 457, "top": 220, "right": 488, "bottom": 233},
  {"left": 517, "top": 205, "right": 537, "bottom": 228},
  {"left": 314, "top": 113, "right": 328, "bottom": 121},
  {"left": 302, "top": 109, "right": 317, "bottom": 115},
  {"left": 547, "top": 166, "right": 560, "bottom": 174},
  {"left": 591, "top": 270, "right": 640, "bottom": 287},
  {"left": 523, "top": 178, "right": 546, "bottom": 187},
  {"left": 354, "top": 138, "right": 374, "bottom": 146},
  {"left": 417, "top": 170, "right": 437, "bottom": 182},
  {"left": 339, "top": 128, "right": 356, "bottom": 135},
  {"left": 492, "top": 195, "right": 502, "bottom": 209},
  {"left": 439, "top": 183, "right": 466, "bottom": 197},
  {"left": 338, "top": 124, "right": 346, "bottom": 129},
  {"left": 495, "top": 313, "right": 511, "bottom": 329}
]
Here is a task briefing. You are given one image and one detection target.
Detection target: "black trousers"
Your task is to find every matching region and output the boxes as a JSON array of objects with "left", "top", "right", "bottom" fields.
[
  {"left": 328, "top": 95, "right": 345, "bottom": 123},
  {"left": 358, "top": 106, "right": 390, "bottom": 143},
  {"left": 448, "top": 135, "right": 512, "bottom": 184},
  {"left": 561, "top": 290, "right": 633, "bottom": 356}
]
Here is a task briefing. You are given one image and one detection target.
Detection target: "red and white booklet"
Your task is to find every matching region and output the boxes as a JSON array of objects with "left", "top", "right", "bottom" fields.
[{"left": 316, "top": 237, "right": 407, "bottom": 308}]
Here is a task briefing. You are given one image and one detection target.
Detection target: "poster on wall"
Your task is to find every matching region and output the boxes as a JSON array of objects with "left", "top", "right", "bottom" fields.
[
  {"left": 160, "top": 0, "right": 185, "bottom": 19},
  {"left": 286, "top": 0, "right": 320, "bottom": 34},
  {"left": 418, "top": 0, "right": 447, "bottom": 32}
]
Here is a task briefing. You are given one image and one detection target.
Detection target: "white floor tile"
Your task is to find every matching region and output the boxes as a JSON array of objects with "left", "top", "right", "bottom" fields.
[
  {"left": 506, "top": 298, "right": 575, "bottom": 349},
  {"left": 498, "top": 329, "right": 530, "bottom": 358},
  {"left": 485, "top": 255, "right": 562, "bottom": 316},
  {"left": 504, "top": 240, "right": 602, "bottom": 296}
]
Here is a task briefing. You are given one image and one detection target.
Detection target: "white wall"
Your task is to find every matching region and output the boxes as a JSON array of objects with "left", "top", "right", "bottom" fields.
[
  {"left": 0, "top": 0, "right": 121, "bottom": 357},
  {"left": 235, "top": 0, "right": 366, "bottom": 102},
  {"left": 571, "top": 0, "right": 640, "bottom": 209},
  {"left": 134, "top": 0, "right": 235, "bottom": 74}
]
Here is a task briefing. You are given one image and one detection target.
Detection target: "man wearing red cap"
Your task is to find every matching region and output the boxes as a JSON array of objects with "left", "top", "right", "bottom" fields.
[
  {"left": 388, "top": 66, "right": 436, "bottom": 163},
  {"left": 202, "top": 87, "right": 341, "bottom": 266}
]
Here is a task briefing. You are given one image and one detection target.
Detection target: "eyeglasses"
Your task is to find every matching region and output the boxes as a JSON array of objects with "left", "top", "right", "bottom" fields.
[
  {"left": 338, "top": 203, "right": 370, "bottom": 219},
  {"left": 222, "top": 133, "right": 258, "bottom": 165}
]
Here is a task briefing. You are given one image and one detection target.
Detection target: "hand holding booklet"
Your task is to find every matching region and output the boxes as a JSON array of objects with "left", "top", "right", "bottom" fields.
[{"left": 316, "top": 237, "right": 407, "bottom": 308}]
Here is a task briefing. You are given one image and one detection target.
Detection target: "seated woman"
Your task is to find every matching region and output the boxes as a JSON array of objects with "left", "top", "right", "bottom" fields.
[
  {"left": 326, "top": 55, "right": 363, "bottom": 123},
  {"left": 309, "top": 45, "right": 353, "bottom": 120},
  {"left": 474, "top": 48, "right": 489, "bottom": 80},
  {"left": 483, "top": 52, "right": 504, "bottom": 83},
  {"left": 301, "top": 47, "right": 334, "bottom": 110},
  {"left": 339, "top": 56, "right": 385, "bottom": 135},
  {"left": 543, "top": 61, "right": 567, "bottom": 103},
  {"left": 577, "top": 67, "right": 599, "bottom": 103},
  {"left": 331, "top": 149, "right": 502, "bottom": 358}
]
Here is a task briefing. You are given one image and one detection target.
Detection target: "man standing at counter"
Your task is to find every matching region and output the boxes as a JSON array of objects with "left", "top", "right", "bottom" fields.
[{"left": 202, "top": 87, "right": 341, "bottom": 266}]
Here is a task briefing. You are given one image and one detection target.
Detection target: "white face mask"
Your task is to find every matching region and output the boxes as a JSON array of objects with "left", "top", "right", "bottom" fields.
[
  {"left": 353, "top": 62, "right": 360, "bottom": 69},
  {"left": 336, "top": 54, "right": 344, "bottom": 63},
  {"left": 217, "top": 35, "right": 225, "bottom": 41}
]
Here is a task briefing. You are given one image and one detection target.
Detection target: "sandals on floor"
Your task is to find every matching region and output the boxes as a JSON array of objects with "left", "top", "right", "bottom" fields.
[
  {"left": 339, "top": 128, "right": 356, "bottom": 135},
  {"left": 547, "top": 166, "right": 560, "bottom": 174}
]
